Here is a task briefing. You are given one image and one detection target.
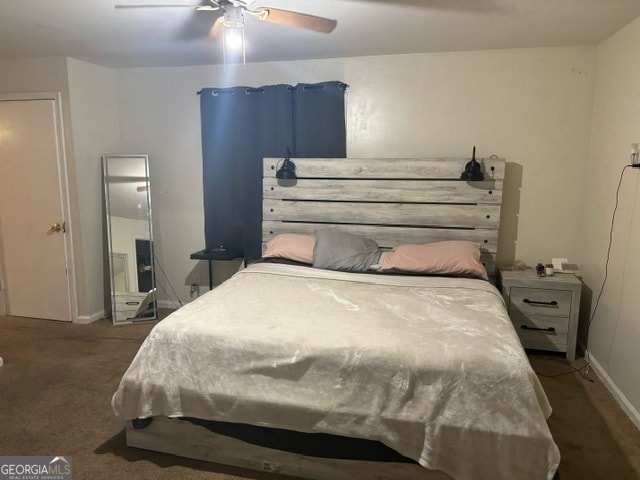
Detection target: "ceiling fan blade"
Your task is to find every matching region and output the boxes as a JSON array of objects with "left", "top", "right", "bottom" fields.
[
  {"left": 211, "top": 17, "right": 224, "bottom": 39},
  {"left": 115, "top": 4, "right": 204, "bottom": 8},
  {"left": 115, "top": 1, "right": 222, "bottom": 10},
  {"left": 177, "top": 9, "right": 223, "bottom": 39},
  {"left": 253, "top": 7, "right": 337, "bottom": 34}
]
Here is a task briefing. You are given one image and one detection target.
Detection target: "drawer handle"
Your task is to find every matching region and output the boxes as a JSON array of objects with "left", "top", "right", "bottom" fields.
[
  {"left": 522, "top": 298, "right": 558, "bottom": 307},
  {"left": 126, "top": 301, "right": 141, "bottom": 305},
  {"left": 521, "top": 325, "right": 556, "bottom": 334}
]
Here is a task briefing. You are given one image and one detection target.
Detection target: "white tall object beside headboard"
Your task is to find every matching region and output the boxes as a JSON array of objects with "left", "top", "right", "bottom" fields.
[{"left": 263, "top": 156, "right": 505, "bottom": 276}]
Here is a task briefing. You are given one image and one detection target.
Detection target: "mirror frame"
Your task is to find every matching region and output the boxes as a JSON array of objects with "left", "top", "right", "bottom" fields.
[{"left": 103, "top": 154, "right": 156, "bottom": 324}]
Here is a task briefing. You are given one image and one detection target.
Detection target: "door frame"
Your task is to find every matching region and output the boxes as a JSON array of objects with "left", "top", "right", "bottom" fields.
[{"left": 0, "top": 92, "right": 78, "bottom": 322}]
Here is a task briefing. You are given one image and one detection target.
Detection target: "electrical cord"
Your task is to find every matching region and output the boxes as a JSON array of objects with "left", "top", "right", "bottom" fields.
[
  {"left": 153, "top": 252, "right": 184, "bottom": 309},
  {"left": 155, "top": 280, "right": 183, "bottom": 311},
  {"left": 535, "top": 164, "right": 632, "bottom": 383},
  {"left": 535, "top": 358, "right": 595, "bottom": 383},
  {"left": 584, "top": 164, "right": 632, "bottom": 371}
]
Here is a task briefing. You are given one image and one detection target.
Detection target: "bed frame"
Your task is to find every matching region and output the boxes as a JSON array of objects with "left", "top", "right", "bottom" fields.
[{"left": 126, "top": 156, "right": 506, "bottom": 480}]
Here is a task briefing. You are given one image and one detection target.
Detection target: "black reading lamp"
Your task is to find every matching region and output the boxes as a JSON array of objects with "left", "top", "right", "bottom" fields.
[
  {"left": 460, "top": 146, "right": 484, "bottom": 181},
  {"left": 276, "top": 148, "right": 297, "bottom": 180}
]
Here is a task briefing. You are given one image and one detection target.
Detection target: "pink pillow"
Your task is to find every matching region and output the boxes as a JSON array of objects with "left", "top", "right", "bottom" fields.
[
  {"left": 380, "top": 241, "right": 485, "bottom": 277},
  {"left": 263, "top": 234, "right": 315, "bottom": 264}
]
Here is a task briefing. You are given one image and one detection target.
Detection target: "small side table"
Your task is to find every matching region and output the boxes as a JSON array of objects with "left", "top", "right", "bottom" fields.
[
  {"left": 500, "top": 268, "right": 582, "bottom": 361},
  {"left": 190, "top": 247, "right": 244, "bottom": 290}
]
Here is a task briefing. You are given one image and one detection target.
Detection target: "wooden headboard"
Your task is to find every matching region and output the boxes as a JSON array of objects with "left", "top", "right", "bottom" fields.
[{"left": 262, "top": 157, "right": 505, "bottom": 275}]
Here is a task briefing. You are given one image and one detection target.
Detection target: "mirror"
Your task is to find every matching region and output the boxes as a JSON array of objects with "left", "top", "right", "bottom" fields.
[{"left": 103, "top": 155, "right": 156, "bottom": 324}]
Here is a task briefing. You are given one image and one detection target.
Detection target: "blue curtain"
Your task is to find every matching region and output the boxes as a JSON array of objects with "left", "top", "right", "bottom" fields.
[{"left": 199, "top": 81, "right": 347, "bottom": 262}]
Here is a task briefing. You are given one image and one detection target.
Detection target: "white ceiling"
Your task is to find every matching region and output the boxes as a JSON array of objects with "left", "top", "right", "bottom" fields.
[{"left": 1, "top": 0, "right": 640, "bottom": 68}]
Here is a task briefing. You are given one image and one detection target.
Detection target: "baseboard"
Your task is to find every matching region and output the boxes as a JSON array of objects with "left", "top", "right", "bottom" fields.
[
  {"left": 586, "top": 350, "right": 640, "bottom": 431},
  {"left": 75, "top": 309, "right": 105, "bottom": 324}
]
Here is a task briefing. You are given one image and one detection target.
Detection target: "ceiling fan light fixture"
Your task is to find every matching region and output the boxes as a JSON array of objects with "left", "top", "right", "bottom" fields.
[
  {"left": 222, "top": 25, "right": 245, "bottom": 62},
  {"left": 221, "top": 5, "right": 245, "bottom": 64},
  {"left": 222, "top": 5, "right": 243, "bottom": 29},
  {"left": 116, "top": 0, "right": 338, "bottom": 66},
  {"left": 224, "top": 28, "right": 243, "bottom": 50}
]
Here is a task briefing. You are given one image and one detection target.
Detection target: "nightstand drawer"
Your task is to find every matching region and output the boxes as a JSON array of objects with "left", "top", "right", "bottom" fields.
[
  {"left": 511, "top": 312, "right": 569, "bottom": 348},
  {"left": 114, "top": 292, "right": 147, "bottom": 322},
  {"left": 508, "top": 287, "right": 572, "bottom": 318},
  {"left": 510, "top": 311, "right": 569, "bottom": 334},
  {"left": 116, "top": 305, "right": 142, "bottom": 317}
]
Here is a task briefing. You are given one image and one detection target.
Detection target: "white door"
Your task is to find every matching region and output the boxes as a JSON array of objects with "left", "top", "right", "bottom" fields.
[{"left": 0, "top": 95, "right": 75, "bottom": 321}]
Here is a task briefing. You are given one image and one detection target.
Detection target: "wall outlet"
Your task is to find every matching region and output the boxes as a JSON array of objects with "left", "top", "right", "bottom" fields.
[
  {"left": 631, "top": 143, "right": 640, "bottom": 165},
  {"left": 190, "top": 283, "right": 200, "bottom": 299}
]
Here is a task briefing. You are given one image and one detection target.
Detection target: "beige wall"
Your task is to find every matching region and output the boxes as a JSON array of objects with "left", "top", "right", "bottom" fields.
[
  {"left": 583, "top": 16, "right": 640, "bottom": 428},
  {"left": 115, "top": 46, "right": 595, "bottom": 305},
  {"left": 66, "top": 58, "right": 120, "bottom": 321}
]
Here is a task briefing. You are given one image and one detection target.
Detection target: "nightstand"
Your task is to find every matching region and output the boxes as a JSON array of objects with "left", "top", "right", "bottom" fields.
[
  {"left": 190, "top": 247, "right": 244, "bottom": 290},
  {"left": 499, "top": 268, "right": 582, "bottom": 361}
]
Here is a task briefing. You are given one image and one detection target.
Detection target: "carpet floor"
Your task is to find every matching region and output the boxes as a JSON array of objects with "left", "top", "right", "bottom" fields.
[{"left": 0, "top": 314, "right": 639, "bottom": 480}]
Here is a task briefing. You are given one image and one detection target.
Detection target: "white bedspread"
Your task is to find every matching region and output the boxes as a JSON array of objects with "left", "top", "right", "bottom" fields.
[{"left": 112, "top": 263, "right": 560, "bottom": 480}]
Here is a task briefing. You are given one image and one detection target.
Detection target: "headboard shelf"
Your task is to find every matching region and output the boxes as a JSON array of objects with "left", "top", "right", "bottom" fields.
[
  {"left": 262, "top": 156, "right": 505, "bottom": 275},
  {"left": 264, "top": 157, "right": 505, "bottom": 180}
]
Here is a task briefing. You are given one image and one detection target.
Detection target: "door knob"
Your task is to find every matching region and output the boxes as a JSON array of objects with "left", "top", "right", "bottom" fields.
[{"left": 48, "top": 222, "right": 65, "bottom": 234}]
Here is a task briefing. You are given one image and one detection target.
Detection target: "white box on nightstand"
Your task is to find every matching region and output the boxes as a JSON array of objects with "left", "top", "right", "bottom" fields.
[{"left": 499, "top": 268, "right": 582, "bottom": 361}]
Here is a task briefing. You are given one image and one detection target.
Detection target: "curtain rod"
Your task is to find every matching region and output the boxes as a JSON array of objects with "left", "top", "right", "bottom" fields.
[{"left": 197, "top": 82, "right": 348, "bottom": 96}]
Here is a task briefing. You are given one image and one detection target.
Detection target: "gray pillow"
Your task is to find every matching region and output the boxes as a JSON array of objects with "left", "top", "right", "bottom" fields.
[{"left": 313, "top": 229, "right": 381, "bottom": 272}]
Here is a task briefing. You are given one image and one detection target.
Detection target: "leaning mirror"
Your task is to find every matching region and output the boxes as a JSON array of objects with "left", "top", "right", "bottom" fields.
[{"left": 103, "top": 155, "right": 156, "bottom": 324}]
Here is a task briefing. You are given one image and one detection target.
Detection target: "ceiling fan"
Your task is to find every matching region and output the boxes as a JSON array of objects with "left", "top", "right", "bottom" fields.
[{"left": 115, "top": 0, "right": 338, "bottom": 35}]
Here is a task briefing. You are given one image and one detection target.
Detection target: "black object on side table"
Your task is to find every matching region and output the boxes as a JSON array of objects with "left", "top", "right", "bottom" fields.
[{"left": 190, "top": 247, "right": 244, "bottom": 290}]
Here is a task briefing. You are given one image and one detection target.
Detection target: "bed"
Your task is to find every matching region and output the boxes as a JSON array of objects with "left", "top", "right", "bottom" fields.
[{"left": 112, "top": 156, "right": 560, "bottom": 480}]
